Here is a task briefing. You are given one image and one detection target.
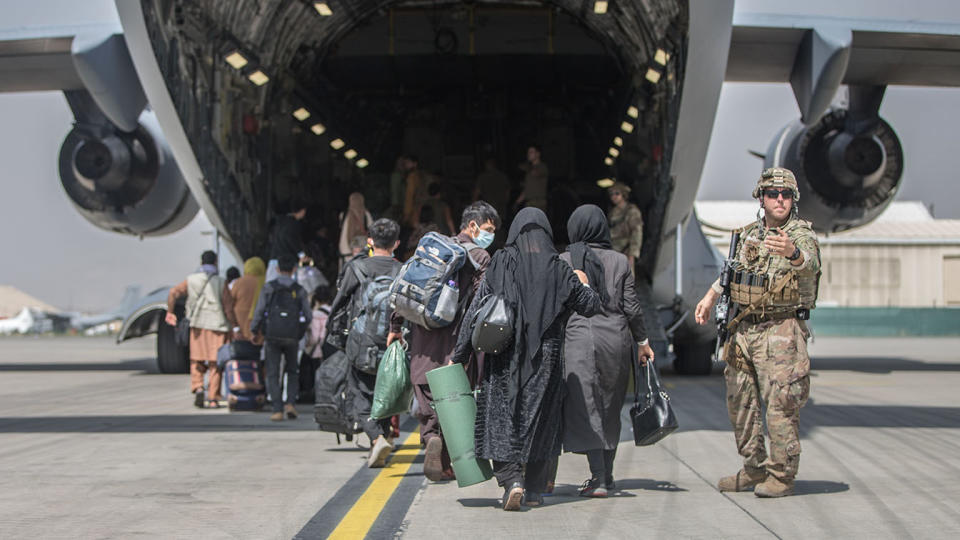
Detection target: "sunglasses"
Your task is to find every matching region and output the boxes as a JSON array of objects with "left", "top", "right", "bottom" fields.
[{"left": 764, "top": 189, "right": 794, "bottom": 200}]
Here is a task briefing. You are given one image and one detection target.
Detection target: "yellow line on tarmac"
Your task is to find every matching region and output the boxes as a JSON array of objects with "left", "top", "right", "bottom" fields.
[{"left": 328, "top": 431, "right": 421, "bottom": 540}]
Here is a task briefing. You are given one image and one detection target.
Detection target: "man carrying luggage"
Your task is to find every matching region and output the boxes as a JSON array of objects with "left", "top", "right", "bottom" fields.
[
  {"left": 251, "top": 254, "right": 312, "bottom": 422},
  {"left": 166, "top": 250, "right": 230, "bottom": 408},
  {"left": 387, "top": 201, "right": 500, "bottom": 481},
  {"left": 328, "top": 218, "right": 403, "bottom": 467}
]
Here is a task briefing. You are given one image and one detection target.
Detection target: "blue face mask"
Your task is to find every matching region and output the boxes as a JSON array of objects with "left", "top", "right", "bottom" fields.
[{"left": 474, "top": 228, "right": 495, "bottom": 249}]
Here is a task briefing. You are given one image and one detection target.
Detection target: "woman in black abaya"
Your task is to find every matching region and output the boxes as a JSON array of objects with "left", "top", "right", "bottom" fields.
[
  {"left": 452, "top": 208, "right": 601, "bottom": 511},
  {"left": 560, "top": 204, "right": 654, "bottom": 497}
]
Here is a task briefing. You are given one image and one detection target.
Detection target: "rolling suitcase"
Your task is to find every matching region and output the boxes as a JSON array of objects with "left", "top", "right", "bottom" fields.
[{"left": 218, "top": 342, "right": 266, "bottom": 412}]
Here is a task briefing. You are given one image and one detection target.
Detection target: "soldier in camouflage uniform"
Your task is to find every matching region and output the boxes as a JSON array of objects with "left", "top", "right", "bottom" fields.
[
  {"left": 607, "top": 182, "right": 644, "bottom": 270},
  {"left": 694, "top": 167, "right": 821, "bottom": 498}
]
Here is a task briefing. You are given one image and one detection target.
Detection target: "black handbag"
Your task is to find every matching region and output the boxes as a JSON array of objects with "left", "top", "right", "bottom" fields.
[
  {"left": 470, "top": 294, "right": 514, "bottom": 355},
  {"left": 630, "top": 360, "right": 679, "bottom": 446},
  {"left": 174, "top": 317, "right": 191, "bottom": 346}
]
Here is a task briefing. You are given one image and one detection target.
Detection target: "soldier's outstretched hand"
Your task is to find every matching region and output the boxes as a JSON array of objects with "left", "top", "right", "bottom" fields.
[{"left": 763, "top": 228, "right": 796, "bottom": 257}]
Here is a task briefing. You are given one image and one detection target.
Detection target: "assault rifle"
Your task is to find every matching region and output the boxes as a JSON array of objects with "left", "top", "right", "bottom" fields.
[{"left": 714, "top": 230, "right": 740, "bottom": 358}]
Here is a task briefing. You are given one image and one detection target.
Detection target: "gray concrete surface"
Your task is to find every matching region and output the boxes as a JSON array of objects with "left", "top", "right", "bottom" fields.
[
  {"left": 0, "top": 336, "right": 371, "bottom": 539},
  {"left": 1, "top": 336, "right": 959, "bottom": 538}
]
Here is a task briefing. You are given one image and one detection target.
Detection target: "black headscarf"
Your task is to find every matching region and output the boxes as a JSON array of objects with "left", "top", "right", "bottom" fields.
[
  {"left": 567, "top": 204, "right": 611, "bottom": 304},
  {"left": 484, "top": 208, "right": 580, "bottom": 390}
]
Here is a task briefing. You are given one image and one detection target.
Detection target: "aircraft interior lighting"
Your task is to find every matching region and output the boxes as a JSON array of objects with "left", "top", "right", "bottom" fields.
[
  {"left": 224, "top": 51, "right": 248, "bottom": 70},
  {"left": 247, "top": 70, "right": 269, "bottom": 86},
  {"left": 292, "top": 107, "right": 311, "bottom": 121}
]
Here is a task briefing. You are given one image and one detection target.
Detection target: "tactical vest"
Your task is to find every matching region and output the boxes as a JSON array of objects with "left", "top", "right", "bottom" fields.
[{"left": 728, "top": 219, "right": 820, "bottom": 311}]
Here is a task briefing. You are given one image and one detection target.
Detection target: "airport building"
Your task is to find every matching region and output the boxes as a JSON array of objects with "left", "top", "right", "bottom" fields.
[{"left": 696, "top": 201, "right": 960, "bottom": 308}]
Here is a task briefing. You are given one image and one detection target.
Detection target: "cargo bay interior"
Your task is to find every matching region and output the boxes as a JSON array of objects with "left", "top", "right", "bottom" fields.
[{"left": 143, "top": 0, "right": 687, "bottom": 279}]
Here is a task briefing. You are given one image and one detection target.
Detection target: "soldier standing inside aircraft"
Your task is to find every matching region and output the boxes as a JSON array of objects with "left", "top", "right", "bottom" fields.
[
  {"left": 607, "top": 182, "right": 644, "bottom": 271},
  {"left": 694, "top": 167, "right": 821, "bottom": 498}
]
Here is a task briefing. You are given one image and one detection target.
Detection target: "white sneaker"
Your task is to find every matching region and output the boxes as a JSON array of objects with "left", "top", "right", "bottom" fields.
[
  {"left": 355, "top": 432, "right": 371, "bottom": 451},
  {"left": 367, "top": 436, "right": 392, "bottom": 468}
]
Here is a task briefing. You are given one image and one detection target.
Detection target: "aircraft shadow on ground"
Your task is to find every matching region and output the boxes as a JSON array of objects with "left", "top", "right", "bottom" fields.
[
  {"left": 0, "top": 414, "right": 323, "bottom": 433},
  {"left": 0, "top": 358, "right": 158, "bottom": 373},
  {"left": 621, "top": 389, "right": 960, "bottom": 438},
  {"left": 810, "top": 356, "right": 960, "bottom": 374}
]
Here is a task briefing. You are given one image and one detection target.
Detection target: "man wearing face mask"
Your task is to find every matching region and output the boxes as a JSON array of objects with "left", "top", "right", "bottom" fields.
[{"left": 387, "top": 201, "right": 500, "bottom": 482}]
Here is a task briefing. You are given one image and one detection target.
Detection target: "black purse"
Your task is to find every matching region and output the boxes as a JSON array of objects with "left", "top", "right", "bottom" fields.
[
  {"left": 174, "top": 317, "right": 191, "bottom": 346},
  {"left": 630, "top": 360, "right": 679, "bottom": 446},
  {"left": 470, "top": 294, "right": 514, "bottom": 355}
]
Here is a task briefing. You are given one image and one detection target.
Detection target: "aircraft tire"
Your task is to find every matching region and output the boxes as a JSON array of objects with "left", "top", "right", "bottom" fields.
[
  {"left": 157, "top": 319, "right": 189, "bottom": 374},
  {"left": 673, "top": 338, "right": 714, "bottom": 376}
]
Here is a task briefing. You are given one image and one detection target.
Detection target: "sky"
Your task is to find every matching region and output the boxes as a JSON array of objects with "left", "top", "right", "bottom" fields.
[{"left": 1, "top": 0, "right": 960, "bottom": 311}]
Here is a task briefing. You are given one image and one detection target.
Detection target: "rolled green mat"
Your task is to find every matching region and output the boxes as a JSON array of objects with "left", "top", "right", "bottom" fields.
[{"left": 426, "top": 364, "right": 493, "bottom": 488}]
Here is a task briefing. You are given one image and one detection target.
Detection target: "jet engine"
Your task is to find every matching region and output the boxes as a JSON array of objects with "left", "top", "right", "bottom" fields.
[
  {"left": 58, "top": 111, "right": 198, "bottom": 236},
  {"left": 765, "top": 107, "right": 903, "bottom": 233}
]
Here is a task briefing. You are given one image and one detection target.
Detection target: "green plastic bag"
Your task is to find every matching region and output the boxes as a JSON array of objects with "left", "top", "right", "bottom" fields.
[{"left": 370, "top": 341, "right": 413, "bottom": 420}]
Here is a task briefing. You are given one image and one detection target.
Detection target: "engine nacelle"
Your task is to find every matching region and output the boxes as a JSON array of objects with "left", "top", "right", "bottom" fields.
[
  {"left": 765, "top": 108, "right": 903, "bottom": 233},
  {"left": 58, "top": 111, "right": 198, "bottom": 236}
]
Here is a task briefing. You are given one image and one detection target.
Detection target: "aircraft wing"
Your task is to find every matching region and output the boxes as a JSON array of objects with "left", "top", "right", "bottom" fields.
[
  {"left": 726, "top": 13, "right": 960, "bottom": 126},
  {"left": 0, "top": 23, "right": 122, "bottom": 92},
  {"left": 727, "top": 13, "right": 960, "bottom": 86}
]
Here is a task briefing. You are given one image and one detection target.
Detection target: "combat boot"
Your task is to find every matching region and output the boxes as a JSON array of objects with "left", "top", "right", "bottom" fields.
[
  {"left": 754, "top": 476, "right": 794, "bottom": 498},
  {"left": 717, "top": 469, "right": 767, "bottom": 492}
]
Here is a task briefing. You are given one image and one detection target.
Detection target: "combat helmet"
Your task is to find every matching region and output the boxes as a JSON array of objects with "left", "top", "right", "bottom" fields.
[{"left": 752, "top": 167, "right": 799, "bottom": 202}]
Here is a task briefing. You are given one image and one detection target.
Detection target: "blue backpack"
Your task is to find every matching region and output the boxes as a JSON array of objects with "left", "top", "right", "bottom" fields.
[{"left": 389, "top": 232, "right": 480, "bottom": 329}]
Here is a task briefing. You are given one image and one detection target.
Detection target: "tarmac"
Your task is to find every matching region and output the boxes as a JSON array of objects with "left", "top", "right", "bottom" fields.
[{"left": 0, "top": 335, "right": 958, "bottom": 539}]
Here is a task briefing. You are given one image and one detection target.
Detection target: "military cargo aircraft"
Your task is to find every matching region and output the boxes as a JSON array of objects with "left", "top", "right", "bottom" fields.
[{"left": 2, "top": 0, "right": 959, "bottom": 374}]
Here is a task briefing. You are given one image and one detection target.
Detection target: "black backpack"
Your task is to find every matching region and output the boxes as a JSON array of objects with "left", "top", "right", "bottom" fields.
[
  {"left": 264, "top": 282, "right": 307, "bottom": 341},
  {"left": 345, "top": 260, "right": 400, "bottom": 373},
  {"left": 313, "top": 350, "right": 361, "bottom": 442}
]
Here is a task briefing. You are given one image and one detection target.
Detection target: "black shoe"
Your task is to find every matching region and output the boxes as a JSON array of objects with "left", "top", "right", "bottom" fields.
[
  {"left": 523, "top": 492, "right": 544, "bottom": 507},
  {"left": 578, "top": 476, "right": 608, "bottom": 498},
  {"left": 193, "top": 390, "right": 204, "bottom": 409},
  {"left": 502, "top": 481, "right": 524, "bottom": 511}
]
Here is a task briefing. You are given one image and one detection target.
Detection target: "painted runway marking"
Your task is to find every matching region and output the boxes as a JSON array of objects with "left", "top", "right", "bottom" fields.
[{"left": 327, "top": 430, "right": 421, "bottom": 540}]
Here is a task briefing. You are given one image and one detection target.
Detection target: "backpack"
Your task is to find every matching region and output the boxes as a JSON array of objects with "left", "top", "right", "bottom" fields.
[
  {"left": 264, "top": 282, "right": 307, "bottom": 341},
  {"left": 389, "top": 232, "right": 480, "bottom": 329},
  {"left": 313, "top": 349, "right": 361, "bottom": 442},
  {"left": 345, "top": 260, "right": 400, "bottom": 373}
]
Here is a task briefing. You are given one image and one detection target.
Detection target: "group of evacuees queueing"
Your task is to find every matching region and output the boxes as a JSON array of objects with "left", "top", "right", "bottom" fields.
[
  {"left": 166, "top": 191, "right": 653, "bottom": 511},
  {"left": 325, "top": 200, "right": 654, "bottom": 511}
]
